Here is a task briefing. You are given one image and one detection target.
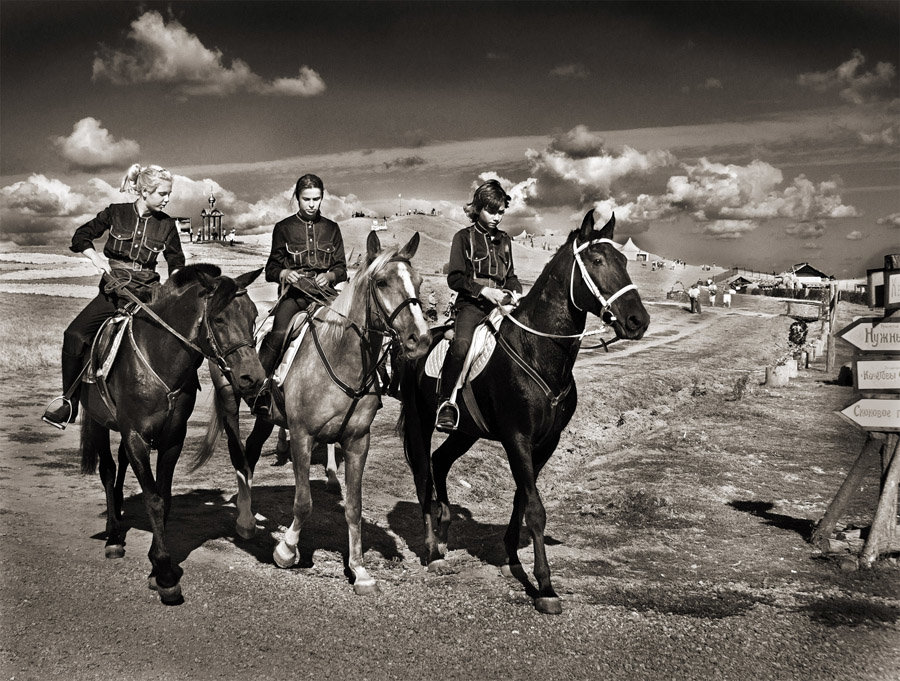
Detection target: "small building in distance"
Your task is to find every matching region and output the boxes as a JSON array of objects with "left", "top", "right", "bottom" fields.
[{"left": 199, "top": 190, "right": 224, "bottom": 242}]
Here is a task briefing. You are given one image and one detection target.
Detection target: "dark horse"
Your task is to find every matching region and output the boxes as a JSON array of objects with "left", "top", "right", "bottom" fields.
[
  {"left": 195, "top": 231, "right": 430, "bottom": 593},
  {"left": 397, "top": 211, "right": 650, "bottom": 614},
  {"left": 79, "top": 264, "right": 266, "bottom": 604}
]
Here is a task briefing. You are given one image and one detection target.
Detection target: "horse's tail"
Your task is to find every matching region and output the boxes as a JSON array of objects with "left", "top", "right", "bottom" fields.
[
  {"left": 189, "top": 386, "right": 226, "bottom": 472},
  {"left": 80, "top": 416, "right": 98, "bottom": 475}
]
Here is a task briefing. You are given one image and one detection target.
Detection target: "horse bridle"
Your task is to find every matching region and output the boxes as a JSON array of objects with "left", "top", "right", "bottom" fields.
[
  {"left": 198, "top": 289, "right": 256, "bottom": 378},
  {"left": 365, "top": 257, "right": 423, "bottom": 342},
  {"left": 109, "top": 274, "right": 255, "bottom": 379},
  {"left": 569, "top": 237, "right": 637, "bottom": 322}
]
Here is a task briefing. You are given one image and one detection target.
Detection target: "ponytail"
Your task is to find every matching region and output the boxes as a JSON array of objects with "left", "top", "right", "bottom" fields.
[{"left": 120, "top": 163, "right": 173, "bottom": 195}]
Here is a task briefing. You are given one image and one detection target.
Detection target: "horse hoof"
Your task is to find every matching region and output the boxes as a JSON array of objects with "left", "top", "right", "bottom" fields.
[
  {"left": 235, "top": 522, "right": 256, "bottom": 540},
  {"left": 104, "top": 544, "right": 125, "bottom": 559},
  {"left": 535, "top": 597, "right": 562, "bottom": 615},
  {"left": 352, "top": 579, "right": 380, "bottom": 596},
  {"left": 158, "top": 583, "right": 183, "bottom": 606},
  {"left": 500, "top": 564, "right": 514, "bottom": 578},
  {"left": 273, "top": 541, "right": 299, "bottom": 569},
  {"left": 426, "top": 559, "right": 452, "bottom": 574}
]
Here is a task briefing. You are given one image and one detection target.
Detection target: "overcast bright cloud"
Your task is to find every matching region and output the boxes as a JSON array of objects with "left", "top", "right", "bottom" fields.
[{"left": 92, "top": 10, "right": 325, "bottom": 98}]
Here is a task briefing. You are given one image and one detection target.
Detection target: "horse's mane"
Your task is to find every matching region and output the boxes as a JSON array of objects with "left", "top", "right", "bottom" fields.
[
  {"left": 169, "top": 263, "right": 222, "bottom": 287},
  {"left": 316, "top": 247, "right": 404, "bottom": 344},
  {"left": 527, "top": 228, "right": 579, "bottom": 292}
]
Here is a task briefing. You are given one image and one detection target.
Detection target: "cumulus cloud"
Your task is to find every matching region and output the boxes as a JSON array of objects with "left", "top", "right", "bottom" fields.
[
  {"left": 383, "top": 156, "right": 427, "bottom": 170},
  {"left": 876, "top": 212, "right": 900, "bottom": 228},
  {"left": 797, "top": 50, "right": 896, "bottom": 104},
  {"left": 701, "top": 219, "right": 757, "bottom": 240},
  {"left": 845, "top": 230, "right": 864, "bottom": 240},
  {"left": 527, "top": 138, "right": 676, "bottom": 200},
  {"left": 549, "top": 63, "right": 589, "bottom": 80},
  {"left": 665, "top": 159, "right": 858, "bottom": 224},
  {"left": 547, "top": 125, "right": 605, "bottom": 159},
  {"left": 785, "top": 221, "right": 826, "bottom": 239},
  {"left": 0, "top": 174, "right": 122, "bottom": 244},
  {"left": 229, "top": 186, "right": 365, "bottom": 233},
  {"left": 92, "top": 10, "right": 325, "bottom": 98},
  {"left": 53, "top": 118, "right": 140, "bottom": 170}
]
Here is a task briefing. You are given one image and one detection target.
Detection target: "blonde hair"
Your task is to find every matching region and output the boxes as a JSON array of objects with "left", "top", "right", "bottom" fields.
[{"left": 120, "top": 163, "right": 173, "bottom": 194}]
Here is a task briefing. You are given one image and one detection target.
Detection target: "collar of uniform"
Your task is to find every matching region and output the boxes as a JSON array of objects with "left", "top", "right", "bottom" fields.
[{"left": 472, "top": 222, "right": 502, "bottom": 241}]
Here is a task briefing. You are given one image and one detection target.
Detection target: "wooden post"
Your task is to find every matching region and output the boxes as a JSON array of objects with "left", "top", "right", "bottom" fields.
[
  {"left": 810, "top": 435, "right": 881, "bottom": 550},
  {"left": 860, "top": 434, "right": 900, "bottom": 567},
  {"left": 825, "top": 283, "right": 837, "bottom": 374}
]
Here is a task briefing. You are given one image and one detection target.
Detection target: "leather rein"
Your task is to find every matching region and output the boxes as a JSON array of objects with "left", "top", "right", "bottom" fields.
[{"left": 491, "top": 237, "right": 637, "bottom": 403}]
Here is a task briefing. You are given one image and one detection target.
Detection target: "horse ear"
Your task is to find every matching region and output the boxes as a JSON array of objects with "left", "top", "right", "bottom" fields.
[
  {"left": 194, "top": 270, "right": 218, "bottom": 294},
  {"left": 234, "top": 268, "right": 262, "bottom": 290},
  {"left": 366, "top": 230, "right": 382, "bottom": 261},
  {"left": 398, "top": 232, "right": 420, "bottom": 260},
  {"left": 597, "top": 212, "right": 616, "bottom": 240},
  {"left": 579, "top": 209, "right": 596, "bottom": 239}
]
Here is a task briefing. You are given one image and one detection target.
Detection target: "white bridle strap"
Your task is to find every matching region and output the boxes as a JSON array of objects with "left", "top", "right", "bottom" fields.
[{"left": 569, "top": 238, "right": 637, "bottom": 316}]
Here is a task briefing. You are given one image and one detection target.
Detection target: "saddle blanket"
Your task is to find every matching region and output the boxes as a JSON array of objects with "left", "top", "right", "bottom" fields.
[
  {"left": 424, "top": 308, "right": 504, "bottom": 382},
  {"left": 256, "top": 310, "right": 318, "bottom": 388}
]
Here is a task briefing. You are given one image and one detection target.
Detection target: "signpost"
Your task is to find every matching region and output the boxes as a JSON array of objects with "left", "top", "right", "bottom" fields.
[
  {"left": 837, "top": 317, "right": 900, "bottom": 353},
  {"left": 812, "top": 253, "right": 900, "bottom": 567}
]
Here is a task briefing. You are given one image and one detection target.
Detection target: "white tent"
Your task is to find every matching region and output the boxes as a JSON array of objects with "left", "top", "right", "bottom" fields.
[{"left": 618, "top": 238, "right": 646, "bottom": 261}]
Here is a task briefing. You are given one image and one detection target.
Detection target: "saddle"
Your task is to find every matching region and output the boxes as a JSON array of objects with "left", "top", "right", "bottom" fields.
[
  {"left": 87, "top": 311, "right": 133, "bottom": 385},
  {"left": 424, "top": 307, "right": 504, "bottom": 383}
]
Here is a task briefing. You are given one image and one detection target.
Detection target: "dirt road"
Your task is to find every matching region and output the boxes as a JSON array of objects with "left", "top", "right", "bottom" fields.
[{"left": 1, "top": 294, "right": 898, "bottom": 681}]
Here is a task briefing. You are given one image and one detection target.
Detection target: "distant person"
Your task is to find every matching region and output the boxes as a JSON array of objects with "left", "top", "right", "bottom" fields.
[
  {"left": 722, "top": 285, "right": 734, "bottom": 308},
  {"left": 255, "top": 173, "right": 347, "bottom": 415},
  {"left": 228, "top": 227, "right": 236, "bottom": 246},
  {"left": 42, "top": 163, "right": 185, "bottom": 429},
  {"left": 708, "top": 280, "right": 718, "bottom": 307},
  {"left": 688, "top": 281, "right": 702, "bottom": 314},
  {"left": 436, "top": 179, "right": 522, "bottom": 432}
]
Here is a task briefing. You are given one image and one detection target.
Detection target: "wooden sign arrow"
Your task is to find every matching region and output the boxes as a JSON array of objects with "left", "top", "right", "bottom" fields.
[
  {"left": 837, "top": 316, "right": 900, "bottom": 353},
  {"left": 854, "top": 358, "right": 900, "bottom": 392},
  {"left": 837, "top": 398, "right": 900, "bottom": 432}
]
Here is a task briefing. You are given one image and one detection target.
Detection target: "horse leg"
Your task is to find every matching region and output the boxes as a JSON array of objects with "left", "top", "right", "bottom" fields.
[
  {"left": 239, "top": 417, "right": 275, "bottom": 536},
  {"left": 114, "top": 441, "right": 129, "bottom": 520},
  {"left": 399, "top": 391, "right": 441, "bottom": 567},
  {"left": 325, "top": 443, "right": 341, "bottom": 494},
  {"left": 273, "top": 427, "right": 290, "bottom": 466},
  {"left": 272, "top": 430, "right": 313, "bottom": 569},
  {"left": 431, "top": 432, "right": 478, "bottom": 561},
  {"left": 503, "top": 434, "right": 561, "bottom": 615},
  {"left": 122, "top": 429, "right": 183, "bottom": 605},
  {"left": 86, "top": 419, "right": 126, "bottom": 559},
  {"left": 219, "top": 403, "right": 255, "bottom": 539},
  {"left": 341, "top": 433, "right": 378, "bottom": 595}
]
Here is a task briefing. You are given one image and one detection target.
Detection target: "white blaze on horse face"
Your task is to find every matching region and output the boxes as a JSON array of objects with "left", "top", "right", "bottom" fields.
[{"left": 397, "top": 264, "right": 429, "bottom": 332}]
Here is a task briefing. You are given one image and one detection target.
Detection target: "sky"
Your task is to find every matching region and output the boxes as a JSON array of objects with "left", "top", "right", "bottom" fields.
[{"left": 1, "top": 0, "right": 898, "bottom": 278}]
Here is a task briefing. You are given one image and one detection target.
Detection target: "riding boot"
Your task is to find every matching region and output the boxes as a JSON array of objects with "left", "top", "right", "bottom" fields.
[
  {"left": 435, "top": 352, "right": 464, "bottom": 432},
  {"left": 42, "top": 350, "right": 85, "bottom": 429},
  {"left": 252, "top": 335, "right": 281, "bottom": 417}
]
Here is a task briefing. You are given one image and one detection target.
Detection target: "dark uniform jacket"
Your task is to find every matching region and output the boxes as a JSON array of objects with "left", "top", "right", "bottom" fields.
[
  {"left": 264, "top": 213, "right": 348, "bottom": 287},
  {"left": 447, "top": 223, "right": 521, "bottom": 310},
  {"left": 70, "top": 202, "right": 185, "bottom": 287}
]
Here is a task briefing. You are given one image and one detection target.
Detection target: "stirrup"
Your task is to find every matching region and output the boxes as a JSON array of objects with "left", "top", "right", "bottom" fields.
[
  {"left": 435, "top": 400, "right": 460, "bottom": 432},
  {"left": 41, "top": 396, "right": 73, "bottom": 430},
  {"left": 251, "top": 381, "right": 272, "bottom": 417}
]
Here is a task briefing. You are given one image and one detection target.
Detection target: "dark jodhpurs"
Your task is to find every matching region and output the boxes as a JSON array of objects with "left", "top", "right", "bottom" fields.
[
  {"left": 439, "top": 300, "right": 488, "bottom": 399},
  {"left": 259, "top": 290, "right": 314, "bottom": 375}
]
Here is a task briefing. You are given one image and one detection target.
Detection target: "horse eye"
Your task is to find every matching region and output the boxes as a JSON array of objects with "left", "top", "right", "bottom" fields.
[{"left": 376, "top": 279, "right": 388, "bottom": 289}]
